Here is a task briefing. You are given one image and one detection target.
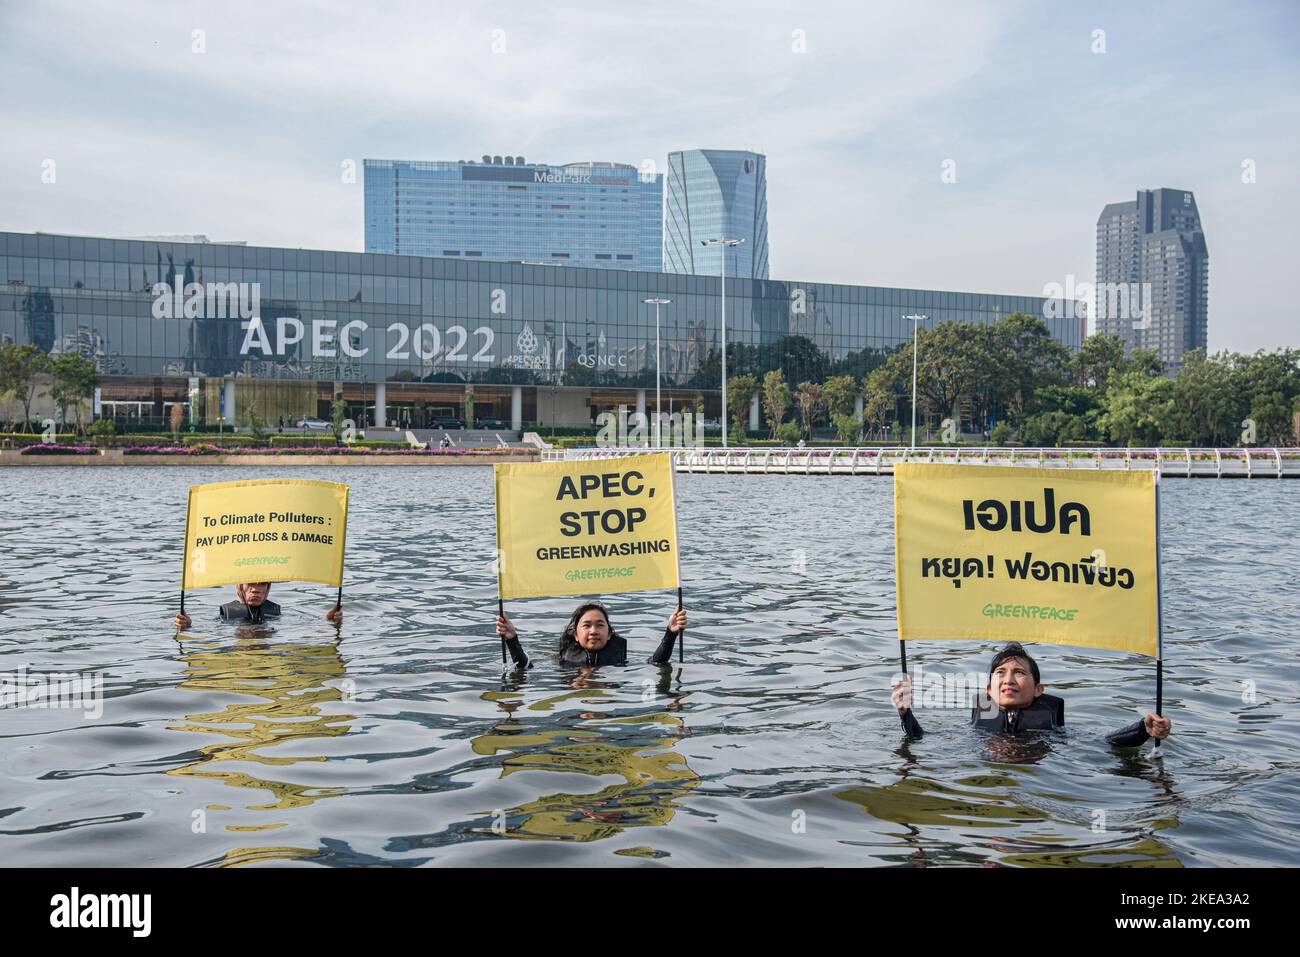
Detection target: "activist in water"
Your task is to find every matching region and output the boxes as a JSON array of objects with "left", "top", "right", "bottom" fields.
[
  {"left": 172, "top": 581, "right": 343, "bottom": 629},
  {"left": 495, "top": 601, "right": 686, "bottom": 668},
  {"left": 890, "top": 642, "right": 1171, "bottom": 747}
]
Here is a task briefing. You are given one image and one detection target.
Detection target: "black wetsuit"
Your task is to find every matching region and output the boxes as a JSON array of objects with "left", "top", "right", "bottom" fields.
[
  {"left": 218, "top": 599, "right": 282, "bottom": 624},
  {"left": 503, "top": 628, "right": 679, "bottom": 670},
  {"left": 899, "top": 694, "right": 1153, "bottom": 748}
]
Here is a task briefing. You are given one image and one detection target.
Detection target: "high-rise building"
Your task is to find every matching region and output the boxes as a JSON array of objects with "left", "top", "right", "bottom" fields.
[
  {"left": 364, "top": 156, "right": 662, "bottom": 271},
  {"left": 663, "top": 149, "right": 769, "bottom": 279},
  {"left": 1095, "top": 188, "right": 1209, "bottom": 370}
]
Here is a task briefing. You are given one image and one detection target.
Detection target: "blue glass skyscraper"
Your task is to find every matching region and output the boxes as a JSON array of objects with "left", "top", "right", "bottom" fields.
[
  {"left": 364, "top": 156, "right": 662, "bottom": 271},
  {"left": 664, "top": 149, "right": 769, "bottom": 279}
]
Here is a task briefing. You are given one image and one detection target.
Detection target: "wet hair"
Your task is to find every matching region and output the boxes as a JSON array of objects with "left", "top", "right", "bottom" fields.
[
  {"left": 988, "top": 643, "right": 1040, "bottom": 684},
  {"left": 559, "top": 601, "right": 619, "bottom": 653}
]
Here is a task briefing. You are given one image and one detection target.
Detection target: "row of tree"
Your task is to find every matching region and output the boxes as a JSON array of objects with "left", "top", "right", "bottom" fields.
[
  {"left": 0, "top": 342, "right": 100, "bottom": 432},
  {"left": 724, "top": 314, "right": 1300, "bottom": 447}
]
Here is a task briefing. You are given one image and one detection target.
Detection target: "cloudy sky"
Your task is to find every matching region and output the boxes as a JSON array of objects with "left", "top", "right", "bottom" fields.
[{"left": 2, "top": 0, "right": 1296, "bottom": 353}]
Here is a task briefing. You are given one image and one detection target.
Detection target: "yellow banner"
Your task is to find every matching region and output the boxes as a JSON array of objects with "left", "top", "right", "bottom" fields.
[
  {"left": 182, "top": 479, "right": 349, "bottom": 589},
  {"left": 894, "top": 463, "right": 1159, "bottom": 656},
  {"left": 495, "top": 453, "right": 680, "bottom": 599}
]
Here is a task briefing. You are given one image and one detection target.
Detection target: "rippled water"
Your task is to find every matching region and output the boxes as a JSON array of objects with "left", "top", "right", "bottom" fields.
[{"left": 2, "top": 466, "right": 1297, "bottom": 867}]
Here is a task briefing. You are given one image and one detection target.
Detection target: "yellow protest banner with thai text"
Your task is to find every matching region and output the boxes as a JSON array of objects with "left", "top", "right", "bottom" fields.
[
  {"left": 495, "top": 453, "right": 679, "bottom": 599},
  {"left": 894, "top": 463, "right": 1158, "bottom": 656},
  {"left": 182, "top": 479, "right": 349, "bottom": 589}
]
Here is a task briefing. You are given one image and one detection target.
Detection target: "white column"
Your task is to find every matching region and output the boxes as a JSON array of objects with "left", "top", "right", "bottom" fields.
[
  {"left": 511, "top": 386, "right": 522, "bottom": 432},
  {"left": 375, "top": 382, "right": 387, "bottom": 429},
  {"left": 223, "top": 378, "right": 236, "bottom": 426},
  {"left": 749, "top": 392, "right": 760, "bottom": 432},
  {"left": 855, "top": 392, "right": 864, "bottom": 419}
]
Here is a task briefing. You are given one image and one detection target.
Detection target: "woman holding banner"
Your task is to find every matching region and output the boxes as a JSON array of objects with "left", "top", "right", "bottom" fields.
[
  {"left": 890, "top": 642, "right": 1172, "bottom": 747},
  {"left": 495, "top": 601, "right": 686, "bottom": 669}
]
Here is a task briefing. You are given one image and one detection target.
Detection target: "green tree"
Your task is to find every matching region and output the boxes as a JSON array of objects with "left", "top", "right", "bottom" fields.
[
  {"left": 244, "top": 401, "right": 267, "bottom": 444},
  {"left": 0, "top": 343, "right": 49, "bottom": 430},
  {"left": 821, "top": 375, "right": 859, "bottom": 420},
  {"left": 1099, "top": 369, "right": 1177, "bottom": 446},
  {"left": 1170, "top": 350, "right": 1238, "bottom": 446},
  {"left": 761, "top": 369, "right": 792, "bottom": 439},
  {"left": 48, "top": 352, "right": 97, "bottom": 434},
  {"left": 330, "top": 395, "right": 348, "bottom": 444},
  {"left": 833, "top": 412, "right": 863, "bottom": 444},
  {"left": 727, "top": 374, "right": 760, "bottom": 439},
  {"left": 776, "top": 420, "right": 802, "bottom": 445},
  {"left": 795, "top": 381, "right": 825, "bottom": 437},
  {"left": 1072, "top": 334, "right": 1128, "bottom": 391},
  {"left": 991, "top": 312, "right": 1071, "bottom": 425},
  {"left": 861, "top": 367, "right": 896, "bottom": 441},
  {"left": 988, "top": 421, "right": 1013, "bottom": 445}
]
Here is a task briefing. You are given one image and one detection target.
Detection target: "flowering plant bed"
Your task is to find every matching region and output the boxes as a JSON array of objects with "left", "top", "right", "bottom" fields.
[
  {"left": 19, "top": 444, "right": 97, "bottom": 455},
  {"left": 121, "top": 445, "right": 537, "bottom": 456}
]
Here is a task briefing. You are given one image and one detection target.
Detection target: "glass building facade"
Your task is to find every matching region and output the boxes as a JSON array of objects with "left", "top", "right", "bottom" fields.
[
  {"left": 0, "top": 230, "right": 1082, "bottom": 430},
  {"left": 364, "top": 156, "right": 663, "bottom": 272},
  {"left": 664, "top": 149, "right": 769, "bottom": 279}
]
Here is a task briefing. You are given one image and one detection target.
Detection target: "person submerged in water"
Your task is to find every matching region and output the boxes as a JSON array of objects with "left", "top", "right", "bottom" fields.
[
  {"left": 172, "top": 581, "right": 342, "bottom": 630},
  {"left": 495, "top": 601, "right": 686, "bottom": 669},
  {"left": 890, "top": 642, "right": 1171, "bottom": 748}
]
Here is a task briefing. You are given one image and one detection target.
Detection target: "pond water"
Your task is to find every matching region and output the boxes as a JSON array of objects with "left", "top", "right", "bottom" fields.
[{"left": 1, "top": 466, "right": 1296, "bottom": 866}]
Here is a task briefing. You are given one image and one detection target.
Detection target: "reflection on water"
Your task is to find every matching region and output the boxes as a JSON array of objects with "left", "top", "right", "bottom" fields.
[
  {"left": 472, "top": 669, "right": 697, "bottom": 844},
  {"left": 162, "top": 628, "right": 352, "bottom": 866},
  {"left": 1, "top": 466, "right": 1298, "bottom": 866},
  {"left": 168, "top": 630, "right": 353, "bottom": 816}
]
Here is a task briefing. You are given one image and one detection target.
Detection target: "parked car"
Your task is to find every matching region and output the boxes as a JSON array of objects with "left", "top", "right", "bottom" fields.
[
  {"left": 433, "top": 416, "right": 465, "bottom": 430},
  {"left": 478, "top": 417, "right": 508, "bottom": 430},
  {"left": 297, "top": 417, "right": 330, "bottom": 431}
]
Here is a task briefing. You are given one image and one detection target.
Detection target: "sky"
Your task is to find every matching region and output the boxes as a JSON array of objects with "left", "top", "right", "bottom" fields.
[{"left": 1, "top": 0, "right": 1296, "bottom": 353}]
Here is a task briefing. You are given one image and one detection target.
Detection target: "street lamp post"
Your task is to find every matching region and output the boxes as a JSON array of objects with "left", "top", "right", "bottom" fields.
[
  {"left": 701, "top": 238, "right": 744, "bottom": 447},
  {"left": 903, "top": 314, "right": 928, "bottom": 449},
  {"left": 642, "top": 297, "right": 672, "bottom": 447}
]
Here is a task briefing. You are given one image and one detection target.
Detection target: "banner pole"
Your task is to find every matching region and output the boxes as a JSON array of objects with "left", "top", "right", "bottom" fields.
[
  {"left": 336, "top": 489, "right": 349, "bottom": 618},
  {"left": 677, "top": 585, "right": 684, "bottom": 663},
  {"left": 499, "top": 597, "right": 506, "bottom": 664},
  {"left": 899, "top": 640, "right": 908, "bottom": 675},
  {"left": 179, "top": 487, "right": 191, "bottom": 622},
  {"left": 1154, "top": 473, "right": 1165, "bottom": 750}
]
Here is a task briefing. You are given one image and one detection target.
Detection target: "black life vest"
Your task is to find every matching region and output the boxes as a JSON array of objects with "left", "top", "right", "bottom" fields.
[
  {"left": 970, "top": 693, "right": 1065, "bottom": 733},
  {"left": 558, "top": 634, "right": 628, "bottom": 667},
  {"left": 219, "top": 600, "right": 282, "bottom": 623}
]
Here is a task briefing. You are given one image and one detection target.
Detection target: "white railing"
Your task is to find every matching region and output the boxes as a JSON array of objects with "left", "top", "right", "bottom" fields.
[{"left": 540, "top": 446, "right": 1300, "bottom": 478}]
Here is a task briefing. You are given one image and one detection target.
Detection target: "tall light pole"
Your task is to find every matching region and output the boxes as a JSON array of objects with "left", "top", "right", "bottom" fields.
[
  {"left": 643, "top": 297, "right": 671, "bottom": 447},
  {"left": 701, "top": 237, "right": 744, "bottom": 447},
  {"left": 903, "top": 314, "right": 927, "bottom": 449}
]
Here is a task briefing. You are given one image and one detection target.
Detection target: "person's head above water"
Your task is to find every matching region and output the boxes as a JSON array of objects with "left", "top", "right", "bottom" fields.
[
  {"left": 236, "top": 582, "right": 272, "bottom": 606},
  {"left": 987, "top": 643, "right": 1044, "bottom": 710},
  {"left": 562, "top": 601, "right": 618, "bottom": 652}
]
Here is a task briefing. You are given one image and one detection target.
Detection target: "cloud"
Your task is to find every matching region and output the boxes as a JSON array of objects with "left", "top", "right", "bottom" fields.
[{"left": 1, "top": 0, "right": 1296, "bottom": 352}]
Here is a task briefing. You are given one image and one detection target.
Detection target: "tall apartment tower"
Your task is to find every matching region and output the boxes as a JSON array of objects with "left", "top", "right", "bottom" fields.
[
  {"left": 663, "top": 149, "right": 769, "bottom": 279},
  {"left": 1095, "top": 188, "right": 1209, "bottom": 370}
]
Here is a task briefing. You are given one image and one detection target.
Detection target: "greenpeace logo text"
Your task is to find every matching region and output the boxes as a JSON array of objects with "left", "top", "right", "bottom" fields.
[{"left": 50, "top": 887, "right": 151, "bottom": 937}]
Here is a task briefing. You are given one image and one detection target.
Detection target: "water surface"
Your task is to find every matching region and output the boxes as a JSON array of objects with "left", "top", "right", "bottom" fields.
[{"left": 1, "top": 466, "right": 1296, "bottom": 866}]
